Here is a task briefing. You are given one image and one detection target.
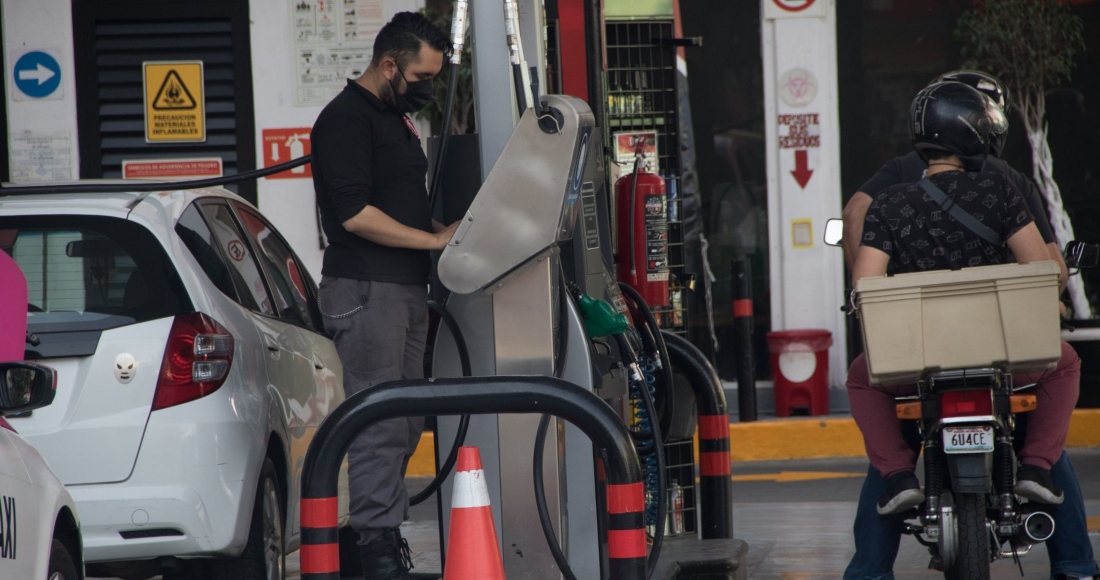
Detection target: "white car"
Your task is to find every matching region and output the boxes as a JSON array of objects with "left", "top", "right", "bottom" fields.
[
  {"left": 0, "top": 362, "right": 83, "bottom": 580},
  {"left": 0, "top": 184, "right": 350, "bottom": 579}
]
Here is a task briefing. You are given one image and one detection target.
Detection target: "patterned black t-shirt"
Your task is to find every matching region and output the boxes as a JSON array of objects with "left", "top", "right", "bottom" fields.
[{"left": 860, "top": 171, "right": 1034, "bottom": 273}]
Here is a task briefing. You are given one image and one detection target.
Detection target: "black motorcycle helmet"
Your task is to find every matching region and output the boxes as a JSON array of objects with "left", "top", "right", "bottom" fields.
[
  {"left": 910, "top": 81, "right": 1008, "bottom": 171},
  {"left": 931, "top": 70, "right": 1010, "bottom": 156}
]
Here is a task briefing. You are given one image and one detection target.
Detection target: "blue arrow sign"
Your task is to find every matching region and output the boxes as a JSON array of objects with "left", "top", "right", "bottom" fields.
[{"left": 13, "top": 51, "right": 61, "bottom": 99}]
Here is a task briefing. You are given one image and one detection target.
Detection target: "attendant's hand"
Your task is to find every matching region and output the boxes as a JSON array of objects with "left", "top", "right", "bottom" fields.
[{"left": 434, "top": 221, "right": 460, "bottom": 249}]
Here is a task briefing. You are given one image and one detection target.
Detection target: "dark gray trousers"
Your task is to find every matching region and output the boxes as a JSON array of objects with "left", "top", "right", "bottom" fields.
[{"left": 319, "top": 277, "right": 427, "bottom": 544}]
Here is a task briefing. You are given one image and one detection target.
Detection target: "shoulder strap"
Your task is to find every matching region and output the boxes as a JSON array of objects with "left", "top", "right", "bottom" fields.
[{"left": 918, "top": 178, "right": 1003, "bottom": 246}]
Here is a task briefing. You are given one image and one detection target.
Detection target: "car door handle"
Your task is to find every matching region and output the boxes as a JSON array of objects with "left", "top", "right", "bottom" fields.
[
  {"left": 312, "top": 354, "right": 325, "bottom": 370},
  {"left": 263, "top": 334, "right": 280, "bottom": 352}
]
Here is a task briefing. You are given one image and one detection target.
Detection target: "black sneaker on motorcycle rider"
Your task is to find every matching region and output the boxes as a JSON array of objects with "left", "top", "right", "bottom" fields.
[
  {"left": 1015, "top": 464, "right": 1064, "bottom": 505},
  {"left": 876, "top": 470, "right": 924, "bottom": 515}
]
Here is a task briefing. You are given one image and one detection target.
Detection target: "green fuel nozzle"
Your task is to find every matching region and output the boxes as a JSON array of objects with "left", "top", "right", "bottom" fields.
[{"left": 576, "top": 293, "right": 630, "bottom": 338}]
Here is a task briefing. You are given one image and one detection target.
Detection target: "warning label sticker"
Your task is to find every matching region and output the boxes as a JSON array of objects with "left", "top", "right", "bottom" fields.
[{"left": 143, "top": 61, "right": 205, "bottom": 143}]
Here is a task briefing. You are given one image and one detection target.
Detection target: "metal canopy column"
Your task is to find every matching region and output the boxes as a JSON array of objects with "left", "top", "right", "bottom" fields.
[{"left": 471, "top": 0, "right": 518, "bottom": 178}]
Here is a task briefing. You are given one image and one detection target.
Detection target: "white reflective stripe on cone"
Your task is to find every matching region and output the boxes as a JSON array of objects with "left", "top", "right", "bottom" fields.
[{"left": 451, "top": 469, "right": 490, "bottom": 508}]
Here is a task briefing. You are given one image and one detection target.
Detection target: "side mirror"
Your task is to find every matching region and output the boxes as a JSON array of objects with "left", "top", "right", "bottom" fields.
[
  {"left": 1064, "top": 241, "right": 1099, "bottom": 269},
  {"left": 0, "top": 361, "right": 57, "bottom": 416},
  {"left": 823, "top": 219, "right": 844, "bottom": 247}
]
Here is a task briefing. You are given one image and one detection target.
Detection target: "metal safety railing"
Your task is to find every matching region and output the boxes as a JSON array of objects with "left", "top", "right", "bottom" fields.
[
  {"left": 661, "top": 331, "right": 734, "bottom": 540},
  {"left": 297, "top": 375, "right": 647, "bottom": 580}
]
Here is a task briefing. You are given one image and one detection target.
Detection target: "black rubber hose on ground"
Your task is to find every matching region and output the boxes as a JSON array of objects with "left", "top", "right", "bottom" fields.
[{"left": 409, "top": 301, "right": 471, "bottom": 506}]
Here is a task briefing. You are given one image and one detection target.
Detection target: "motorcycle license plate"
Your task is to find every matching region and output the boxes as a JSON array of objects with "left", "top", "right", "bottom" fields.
[{"left": 943, "top": 425, "right": 994, "bottom": 454}]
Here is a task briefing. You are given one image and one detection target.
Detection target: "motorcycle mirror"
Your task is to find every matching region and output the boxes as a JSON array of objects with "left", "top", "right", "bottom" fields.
[
  {"left": 823, "top": 219, "right": 844, "bottom": 247},
  {"left": 1064, "top": 241, "right": 1099, "bottom": 269}
]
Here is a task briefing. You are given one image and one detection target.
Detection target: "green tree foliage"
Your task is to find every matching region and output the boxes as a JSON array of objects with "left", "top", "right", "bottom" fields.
[
  {"left": 956, "top": 0, "right": 1083, "bottom": 130},
  {"left": 417, "top": 5, "right": 475, "bottom": 135},
  {"left": 956, "top": 0, "right": 1090, "bottom": 316}
]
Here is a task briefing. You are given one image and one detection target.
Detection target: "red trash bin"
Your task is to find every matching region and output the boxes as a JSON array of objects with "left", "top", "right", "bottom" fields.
[{"left": 766, "top": 329, "right": 833, "bottom": 417}]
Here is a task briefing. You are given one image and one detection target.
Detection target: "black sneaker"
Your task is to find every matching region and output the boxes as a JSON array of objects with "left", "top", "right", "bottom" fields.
[
  {"left": 360, "top": 527, "right": 415, "bottom": 580},
  {"left": 1015, "top": 464, "right": 1064, "bottom": 505},
  {"left": 877, "top": 470, "right": 925, "bottom": 515}
]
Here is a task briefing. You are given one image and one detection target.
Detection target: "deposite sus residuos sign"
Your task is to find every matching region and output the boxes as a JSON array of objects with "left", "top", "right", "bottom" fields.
[{"left": 143, "top": 61, "right": 206, "bottom": 143}]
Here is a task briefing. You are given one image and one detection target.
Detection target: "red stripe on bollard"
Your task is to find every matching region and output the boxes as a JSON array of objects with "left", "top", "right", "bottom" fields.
[
  {"left": 732, "top": 299, "right": 753, "bottom": 318},
  {"left": 700, "top": 451, "right": 732, "bottom": 476},
  {"left": 698, "top": 414, "right": 728, "bottom": 440},
  {"left": 300, "top": 497, "right": 338, "bottom": 528},
  {"left": 607, "top": 482, "right": 644, "bottom": 513},
  {"left": 608, "top": 529, "right": 648, "bottom": 558},
  {"left": 300, "top": 543, "right": 340, "bottom": 574}
]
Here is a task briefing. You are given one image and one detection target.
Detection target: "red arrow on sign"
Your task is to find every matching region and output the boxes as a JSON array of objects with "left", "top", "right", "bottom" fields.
[{"left": 791, "top": 149, "right": 813, "bottom": 188}]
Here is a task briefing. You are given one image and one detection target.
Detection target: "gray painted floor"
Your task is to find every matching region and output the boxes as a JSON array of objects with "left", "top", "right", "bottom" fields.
[{"left": 279, "top": 448, "right": 1100, "bottom": 579}]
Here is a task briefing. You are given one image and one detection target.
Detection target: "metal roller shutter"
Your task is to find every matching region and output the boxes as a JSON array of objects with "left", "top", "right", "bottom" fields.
[{"left": 73, "top": 1, "right": 256, "bottom": 202}]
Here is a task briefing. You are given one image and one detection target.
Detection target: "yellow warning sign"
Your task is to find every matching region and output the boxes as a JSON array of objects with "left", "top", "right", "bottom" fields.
[{"left": 143, "top": 61, "right": 205, "bottom": 143}]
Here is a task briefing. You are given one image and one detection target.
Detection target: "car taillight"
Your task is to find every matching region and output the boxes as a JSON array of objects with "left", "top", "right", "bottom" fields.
[
  {"left": 0, "top": 417, "right": 14, "bottom": 433},
  {"left": 153, "top": 312, "right": 234, "bottom": 411},
  {"left": 939, "top": 389, "right": 993, "bottom": 418}
]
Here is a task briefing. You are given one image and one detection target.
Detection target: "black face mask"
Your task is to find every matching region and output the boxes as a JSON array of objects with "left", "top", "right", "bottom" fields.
[{"left": 390, "top": 67, "right": 432, "bottom": 113}]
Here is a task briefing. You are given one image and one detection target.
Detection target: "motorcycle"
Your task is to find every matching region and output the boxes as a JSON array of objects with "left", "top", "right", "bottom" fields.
[{"left": 824, "top": 219, "right": 1097, "bottom": 579}]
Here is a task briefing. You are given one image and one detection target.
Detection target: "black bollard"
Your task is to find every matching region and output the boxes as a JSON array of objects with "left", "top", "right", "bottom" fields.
[{"left": 732, "top": 259, "right": 757, "bottom": 422}]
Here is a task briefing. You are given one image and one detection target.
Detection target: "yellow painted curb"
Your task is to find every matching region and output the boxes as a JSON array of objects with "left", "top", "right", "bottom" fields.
[
  {"left": 407, "top": 431, "right": 437, "bottom": 478},
  {"left": 728, "top": 417, "right": 865, "bottom": 462},
  {"left": 405, "top": 409, "right": 1100, "bottom": 476},
  {"left": 1066, "top": 409, "right": 1100, "bottom": 447}
]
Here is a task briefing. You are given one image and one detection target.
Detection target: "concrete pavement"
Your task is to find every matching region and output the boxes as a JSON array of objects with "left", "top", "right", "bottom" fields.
[{"left": 283, "top": 448, "right": 1100, "bottom": 579}]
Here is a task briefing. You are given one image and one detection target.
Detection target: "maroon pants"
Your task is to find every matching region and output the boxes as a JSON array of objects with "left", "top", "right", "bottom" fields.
[{"left": 846, "top": 341, "right": 1081, "bottom": 478}]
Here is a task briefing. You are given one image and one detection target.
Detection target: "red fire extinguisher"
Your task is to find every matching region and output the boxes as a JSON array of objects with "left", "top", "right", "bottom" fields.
[{"left": 615, "top": 150, "right": 669, "bottom": 307}]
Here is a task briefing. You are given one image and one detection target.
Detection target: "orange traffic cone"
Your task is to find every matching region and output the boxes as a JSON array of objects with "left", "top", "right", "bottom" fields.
[{"left": 443, "top": 446, "right": 506, "bottom": 580}]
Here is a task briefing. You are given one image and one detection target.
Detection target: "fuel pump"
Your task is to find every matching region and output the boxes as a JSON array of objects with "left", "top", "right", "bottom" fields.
[
  {"left": 427, "top": 93, "right": 743, "bottom": 579},
  {"left": 615, "top": 147, "right": 670, "bottom": 307}
]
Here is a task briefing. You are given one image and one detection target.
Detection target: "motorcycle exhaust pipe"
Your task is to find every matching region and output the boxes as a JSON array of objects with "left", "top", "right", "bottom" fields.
[{"left": 1023, "top": 511, "right": 1055, "bottom": 543}]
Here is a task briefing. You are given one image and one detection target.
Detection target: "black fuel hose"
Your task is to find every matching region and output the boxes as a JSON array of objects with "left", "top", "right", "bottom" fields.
[
  {"left": 427, "top": 61, "right": 459, "bottom": 214},
  {"left": 614, "top": 332, "right": 666, "bottom": 577},
  {"left": 409, "top": 300, "right": 472, "bottom": 506},
  {"left": 533, "top": 414, "right": 578, "bottom": 580},
  {"left": 618, "top": 283, "right": 675, "bottom": 415},
  {"left": 532, "top": 269, "right": 580, "bottom": 580},
  {"left": 618, "top": 282, "right": 673, "bottom": 575},
  {"left": 628, "top": 153, "right": 643, "bottom": 276},
  {"left": 533, "top": 279, "right": 669, "bottom": 579}
]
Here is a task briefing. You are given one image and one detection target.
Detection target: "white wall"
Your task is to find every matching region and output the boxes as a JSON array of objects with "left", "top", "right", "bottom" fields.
[
  {"left": 248, "top": 0, "right": 425, "bottom": 281},
  {"left": 3, "top": 0, "right": 425, "bottom": 280},
  {"left": 761, "top": 0, "right": 848, "bottom": 387},
  {"left": 2, "top": 0, "right": 80, "bottom": 181}
]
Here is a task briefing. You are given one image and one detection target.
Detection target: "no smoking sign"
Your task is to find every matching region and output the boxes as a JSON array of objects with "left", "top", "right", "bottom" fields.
[
  {"left": 774, "top": 0, "right": 814, "bottom": 10},
  {"left": 766, "top": 0, "right": 824, "bottom": 18}
]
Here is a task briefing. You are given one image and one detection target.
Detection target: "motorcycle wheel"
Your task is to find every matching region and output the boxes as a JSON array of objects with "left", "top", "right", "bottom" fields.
[{"left": 944, "top": 492, "right": 989, "bottom": 580}]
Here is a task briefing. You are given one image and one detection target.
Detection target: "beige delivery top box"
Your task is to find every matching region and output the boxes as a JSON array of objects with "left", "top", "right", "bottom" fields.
[{"left": 855, "top": 261, "right": 1061, "bottom": 385}]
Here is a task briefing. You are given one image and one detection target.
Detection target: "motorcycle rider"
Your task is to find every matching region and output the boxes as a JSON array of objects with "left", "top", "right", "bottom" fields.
[{"left": 843, "top": 77, "right": 1097, "bottom": 580}]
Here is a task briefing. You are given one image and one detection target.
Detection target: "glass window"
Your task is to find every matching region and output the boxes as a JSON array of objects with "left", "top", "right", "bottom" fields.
[
  {"left": 682, "top": 2, "right": 773, "bottom": 380},
  {"left": 231, "top": 203, "right": 315, "bottom": 330},
  {"left": 175, "top": 204, "right": 242, "bottom": 306},
  {"left": 0, "top": 215, "right": 191, "bottom": 334},
  {"left": 197, "top": 202, "right": 275, "bottom": 316}
]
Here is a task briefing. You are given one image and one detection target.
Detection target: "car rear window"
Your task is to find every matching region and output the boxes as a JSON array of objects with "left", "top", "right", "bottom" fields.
[{"left": 0, "top": 215, "right": 192, "bottom": 357}]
